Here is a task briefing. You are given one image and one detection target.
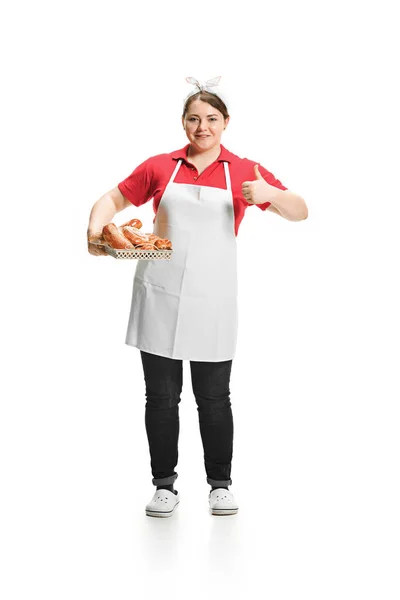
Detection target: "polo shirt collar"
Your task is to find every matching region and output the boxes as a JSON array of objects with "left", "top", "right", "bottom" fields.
[{"left": 171, "top": 144, "right": 232, "bottom": 163}]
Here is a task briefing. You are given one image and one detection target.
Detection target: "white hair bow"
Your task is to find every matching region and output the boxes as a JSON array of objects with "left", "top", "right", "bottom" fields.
[
  {"left": 185, "top": 76, "right": 222, "bottom": 95},
  {"left": 183, "top": 75, "right": 229, "bottom": 108}
]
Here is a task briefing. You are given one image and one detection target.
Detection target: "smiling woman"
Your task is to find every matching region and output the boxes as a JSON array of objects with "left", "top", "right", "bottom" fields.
[
  {"left": 87, "top": 75, "right": 307, "bottom": 518},
  {"left": 182, "top": 86, "right": 230, "bottom": 168}
]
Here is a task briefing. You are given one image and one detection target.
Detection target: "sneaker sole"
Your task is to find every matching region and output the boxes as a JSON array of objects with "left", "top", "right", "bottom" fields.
[
  {"left": 210, "top": 507, "right": 239, "bottom": 516},
  {"left": 145, "top": 501, "right": 180, "bottom": 518}
]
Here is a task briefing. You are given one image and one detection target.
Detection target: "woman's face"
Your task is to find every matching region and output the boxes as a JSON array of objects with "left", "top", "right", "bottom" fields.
[{"left": 182, "top": 100, "right": 229, "bottom": 152}]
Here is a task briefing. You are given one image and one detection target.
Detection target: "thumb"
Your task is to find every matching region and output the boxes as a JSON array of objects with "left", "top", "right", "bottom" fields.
[{"left": 254, "top": 164, "right": 263, "bottom": 179}]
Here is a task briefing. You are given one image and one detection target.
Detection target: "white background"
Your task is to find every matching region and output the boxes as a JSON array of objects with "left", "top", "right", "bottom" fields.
[{"left": 1, "top": 0, "right": 399, "bottom": 598}]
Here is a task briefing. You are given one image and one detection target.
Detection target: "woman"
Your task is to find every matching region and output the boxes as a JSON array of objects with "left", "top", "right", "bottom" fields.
[{"left": 87, "top": 76, "right": 308, "bottom": 518}]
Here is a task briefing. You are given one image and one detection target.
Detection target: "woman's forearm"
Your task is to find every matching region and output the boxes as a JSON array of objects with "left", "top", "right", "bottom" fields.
[{"left": 87, "top": 193, "right": 117, "bottom": 235}]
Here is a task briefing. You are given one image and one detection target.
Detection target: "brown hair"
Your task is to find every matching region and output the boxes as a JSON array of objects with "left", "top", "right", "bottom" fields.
[{"left": 182, "top": 90, "right": 230, "bottom": 120}]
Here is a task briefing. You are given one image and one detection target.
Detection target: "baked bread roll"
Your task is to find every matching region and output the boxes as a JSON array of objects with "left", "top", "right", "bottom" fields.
[
  {"left": 102, "top": 223, "right": 134, "bottom": 249},
  {"left": 120, "top": 226, "right": 150, "bottom": 245},
  {"left": 119, "top": 218, "right": 143, "bottom": 229},
  {"left": 153, "top": 238, "right": 172, "bottom": 249},
  {"left": 147, "top": 234, "right": 172, "bottom": 249}
]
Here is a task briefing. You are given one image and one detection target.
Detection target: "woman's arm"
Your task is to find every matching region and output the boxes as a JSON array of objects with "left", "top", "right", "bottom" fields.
[
  {"left": 87, "top": 186, "right": 132, "bottom": 255},
  {"left": 243, "top": 165, "right": 308, "bottom": 221},
  {"left": 87, "top": 186, "right": 131, "bottom": 236},
  {"left": 266, "top": 188, "right": 308, "bottom": 221}
]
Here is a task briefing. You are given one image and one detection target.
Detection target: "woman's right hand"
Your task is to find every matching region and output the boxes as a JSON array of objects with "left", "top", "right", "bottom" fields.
[
  {"left": 87, "top": 231, "right": 108, "bottom": 256},
  {"left": 87, "top": 187, "right": 131, "bottom": 256}
]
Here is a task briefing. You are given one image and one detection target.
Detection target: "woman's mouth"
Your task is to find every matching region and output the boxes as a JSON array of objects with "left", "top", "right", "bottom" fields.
[{"left": 196, "top": 135, "right": 209, "bottom": 139}]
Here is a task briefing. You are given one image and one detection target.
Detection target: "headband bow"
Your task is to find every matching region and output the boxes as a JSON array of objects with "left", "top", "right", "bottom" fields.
[
  {"left": 185, "top": 76, "right": 222, "bottom": 95},
  {"left": 184, "top": 75, "right": 228, "bottom": 107}
]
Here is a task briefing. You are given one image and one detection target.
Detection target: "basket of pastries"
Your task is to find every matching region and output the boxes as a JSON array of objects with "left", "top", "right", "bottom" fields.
[{"left": 90, "top": 218, "right": 173, "bottom": 260}]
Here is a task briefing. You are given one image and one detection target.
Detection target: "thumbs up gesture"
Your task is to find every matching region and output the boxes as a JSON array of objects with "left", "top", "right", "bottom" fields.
[{"left": 242, "top": 164, "right": 275, "bottom": 205}]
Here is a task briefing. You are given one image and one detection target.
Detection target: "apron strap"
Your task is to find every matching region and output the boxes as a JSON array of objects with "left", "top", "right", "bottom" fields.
[
  {"left": 169, "top": 159, "right": 182, "bottom": 184},
  {"left": 223, "top": 161, "right": 231, "bottom": 192}
]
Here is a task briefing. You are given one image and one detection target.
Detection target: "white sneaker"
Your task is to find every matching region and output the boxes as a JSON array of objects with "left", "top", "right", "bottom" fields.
[
  {"left": 145, "top": 489, "right": 180, "bottom": 518},
  {"left": 209, "top": 488, "right": 239, "bottom": 515}
]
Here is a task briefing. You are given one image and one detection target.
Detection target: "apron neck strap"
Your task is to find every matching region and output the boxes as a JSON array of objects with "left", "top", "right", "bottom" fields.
[
  {"left": 223, "top": 161, "right": 231, "bottom": 192},
  {"left": 169, "top": 159, "right": 183, "bottom": 184}
]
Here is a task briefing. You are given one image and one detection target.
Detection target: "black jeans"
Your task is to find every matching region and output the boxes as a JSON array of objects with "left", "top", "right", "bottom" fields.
[{"left": 140, "top": 350, "right": 234, "bottom": 488}]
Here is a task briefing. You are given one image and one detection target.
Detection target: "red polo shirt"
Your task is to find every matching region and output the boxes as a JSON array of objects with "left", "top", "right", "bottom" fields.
[{"left": 118, "top": 144, "right": 288, "bottom": 236}]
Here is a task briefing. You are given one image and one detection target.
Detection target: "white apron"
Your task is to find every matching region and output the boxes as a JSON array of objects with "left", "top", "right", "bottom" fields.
[{"left": 125, "top": 158, "right": 238, "bottom": 361}]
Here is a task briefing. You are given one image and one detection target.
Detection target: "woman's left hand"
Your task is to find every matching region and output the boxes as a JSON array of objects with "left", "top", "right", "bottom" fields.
[{"left": 242, "top": 164, "right": 276, "bottom": 205}]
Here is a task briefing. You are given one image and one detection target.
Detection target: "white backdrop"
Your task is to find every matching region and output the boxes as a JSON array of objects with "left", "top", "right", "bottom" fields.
[{"left": 1, "top": 0, "right": 399, "bottom": 598}]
